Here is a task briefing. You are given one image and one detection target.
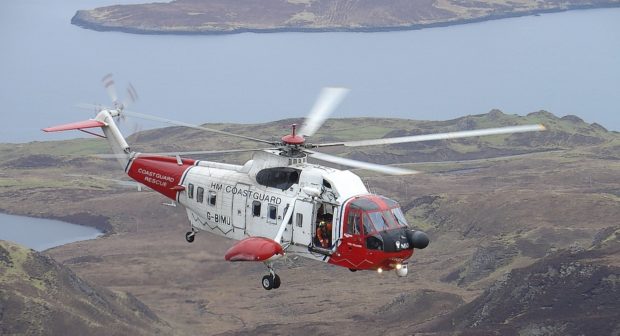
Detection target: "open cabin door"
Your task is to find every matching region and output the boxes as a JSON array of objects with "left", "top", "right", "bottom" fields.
[{"left": 292, "top": 200, "right": 314, "bottom": 246}]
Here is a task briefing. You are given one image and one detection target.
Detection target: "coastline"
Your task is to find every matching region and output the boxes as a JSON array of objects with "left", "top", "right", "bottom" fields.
[{"left": 71, "top": 3, "right": 620, "bottom": 36}]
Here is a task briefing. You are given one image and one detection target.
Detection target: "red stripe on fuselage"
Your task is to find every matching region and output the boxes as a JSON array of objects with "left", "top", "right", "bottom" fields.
[{"left": 127, "top": 155, "right": 195, "bottom": 200}]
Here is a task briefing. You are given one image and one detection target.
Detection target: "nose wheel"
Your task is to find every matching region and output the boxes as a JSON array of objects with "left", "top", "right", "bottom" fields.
[{"left": 261, "top": 263, "right": 281, "bottom": 290}]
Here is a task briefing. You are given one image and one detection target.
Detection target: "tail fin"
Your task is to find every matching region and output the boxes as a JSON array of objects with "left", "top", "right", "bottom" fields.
[{"left": 43, "top": 110, "right": 131, "bottom": 168}]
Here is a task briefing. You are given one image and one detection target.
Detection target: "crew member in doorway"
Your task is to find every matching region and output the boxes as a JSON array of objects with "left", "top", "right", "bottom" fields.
[{"left": 316, "top": 213, "right": 333, "bottom": 248}]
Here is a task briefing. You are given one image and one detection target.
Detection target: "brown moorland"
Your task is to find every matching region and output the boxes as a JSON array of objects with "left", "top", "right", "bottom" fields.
[{"left": 1, "top": 111, "right": 619, "bottom": 335}]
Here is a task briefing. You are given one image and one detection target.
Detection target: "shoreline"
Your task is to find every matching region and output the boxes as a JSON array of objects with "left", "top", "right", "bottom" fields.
[
  {"left": 71, "top": 4, "right": 620, "bottom": 36},
  {"left": 0, "top": 212, "right": 106, "bottom": 252}
]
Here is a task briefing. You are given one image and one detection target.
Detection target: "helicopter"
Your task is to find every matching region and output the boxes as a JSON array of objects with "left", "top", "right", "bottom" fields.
[{"left": 43, "top": 75, "right": 545, "bottom": 290}]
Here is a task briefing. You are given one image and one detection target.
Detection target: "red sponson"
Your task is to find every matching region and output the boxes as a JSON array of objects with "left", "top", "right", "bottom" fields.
[
  {"left": 127, "top": 155, "right": 195, "bottom": 200},
  {"left": 225, "top": 237, "right": 284, "bottom": 262}
]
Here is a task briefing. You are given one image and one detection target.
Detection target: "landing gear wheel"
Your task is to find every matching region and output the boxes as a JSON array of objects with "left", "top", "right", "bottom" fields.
[
  {"left": 185, "top": 231, "right": 195, "bottom": 243},
  {"left": 349, "top": 268, "right": 357, "bottom": 272},
  {"left": 273, "top": 274, "right": 281, "bottom": 289},
  {"left": 262, "top": 275, "right": 274, "bottom": 290}
]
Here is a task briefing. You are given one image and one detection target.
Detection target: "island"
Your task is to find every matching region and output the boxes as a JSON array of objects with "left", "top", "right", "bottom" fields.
[{"left": 72, "top": 0, "right": 620, "bottom": 35}]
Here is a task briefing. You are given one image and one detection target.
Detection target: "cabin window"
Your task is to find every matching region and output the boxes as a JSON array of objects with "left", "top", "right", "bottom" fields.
[
  {"left": 208, "top": 192, "right": 217, "bottom": 206},
  {"left": 296, "top": 213, "right": 303, "bottom": 228},
  {"left": 268, "top": 205, "right": 277, "bottom": 221},
  {"left": 187, "top": 183, "right": 194, "bottom": 199},
  {"left": 255, "top": 167, "right": 301, "bottom": 190},
  {"left": 196, "top": 187, "right": 204, "bottom": 203},
  {"left": 284, "top": 204, "right": 293, "bottom": 224},
  {"left": 252, "top": 201, "right": 261, "bottom": 217}
]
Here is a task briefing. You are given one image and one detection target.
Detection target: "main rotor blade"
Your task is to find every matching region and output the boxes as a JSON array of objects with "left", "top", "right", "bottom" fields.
[
  {"left": 299, "top": 87, "right": 349, "bottom": 137},
  {"left": 122, "top": 110, "right": 275, "bottom": 145},
  {"left": 94, "top": 148, "right": 275, "bottom": 159},
  {"left": 316, "top": 124, "right": 546, "bottom": 148},
  {"left": 305, "top": 149, "right": 419, "bottom": 175}
]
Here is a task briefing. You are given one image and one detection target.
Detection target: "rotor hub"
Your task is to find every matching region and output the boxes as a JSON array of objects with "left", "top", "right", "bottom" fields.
[{"left": 281, "top": 124, "right": 305, "bottom": 146}]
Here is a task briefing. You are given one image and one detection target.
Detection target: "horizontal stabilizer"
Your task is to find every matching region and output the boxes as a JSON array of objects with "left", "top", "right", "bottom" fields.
[
  {"left": 42, "top": 120, "right": 106, "bottom": 132},
  {"left": 224, "top": 237, "right": 284, "bottom": 262}
]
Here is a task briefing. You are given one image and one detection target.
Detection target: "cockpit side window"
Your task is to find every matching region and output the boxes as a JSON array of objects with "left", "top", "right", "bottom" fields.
[
  {"left": 347, "top": 211, "right": 361, "bottom": 235},
  {"left": 362, "top": 213, "right": 373, "bottom": 235}
]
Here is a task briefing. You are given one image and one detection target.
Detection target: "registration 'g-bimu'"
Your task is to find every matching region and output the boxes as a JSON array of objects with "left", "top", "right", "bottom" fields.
[{"left": 44, "top": 75, "right": 546, "bottom": 290}]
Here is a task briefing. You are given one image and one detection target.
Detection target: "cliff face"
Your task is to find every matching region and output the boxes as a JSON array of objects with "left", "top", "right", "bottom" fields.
[
  {"left": 71, "top": 0, "right": 620, "bottom": 35},
  {"left": 0, "top": 240, "right": 170, "bottom": 336}
]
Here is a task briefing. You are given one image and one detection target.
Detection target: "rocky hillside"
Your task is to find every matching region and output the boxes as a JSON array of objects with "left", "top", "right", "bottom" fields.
[
  {"left": 0, "top": 240, "right": 170, "bottom": 336},
  {"left": 422, "top": 238, "right": 620, "bottom": 335},
  {"left": 71, "top": 0, "right": 620, "bottom": 35}
]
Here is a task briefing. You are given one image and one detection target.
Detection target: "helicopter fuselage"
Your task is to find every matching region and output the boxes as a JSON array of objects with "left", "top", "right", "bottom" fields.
[{"left": 125, "top": 150, "right": 419, "bottom": 273}]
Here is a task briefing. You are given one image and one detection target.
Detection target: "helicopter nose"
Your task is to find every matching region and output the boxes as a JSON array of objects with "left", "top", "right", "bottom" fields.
[{"left": 406, "top": 230, "right": 430, "bottom": 249}]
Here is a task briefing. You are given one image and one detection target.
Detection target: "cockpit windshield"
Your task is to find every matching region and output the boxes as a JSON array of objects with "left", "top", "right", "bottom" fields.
[
  {"left": 391, "top": 207, "right": 408, "bottom": 227},
  {"left": 347, "top": 195, "right": 408, "bottom": 234}
]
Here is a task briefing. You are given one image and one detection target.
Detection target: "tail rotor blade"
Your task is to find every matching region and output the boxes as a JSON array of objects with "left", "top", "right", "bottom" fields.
[
  {"left": 299, "top": 87, "right": 349, "bottom": 137},
  {"left": 123, "top": 83, "right": 139, "bottom": 109},
  {"left": 102, "top": 73, "right": 119, "bottom": 105}
]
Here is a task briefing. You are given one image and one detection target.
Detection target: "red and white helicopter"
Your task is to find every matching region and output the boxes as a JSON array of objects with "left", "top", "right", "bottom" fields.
[{"left": 44, "top": 76, "right": 545, "bottom": 290}]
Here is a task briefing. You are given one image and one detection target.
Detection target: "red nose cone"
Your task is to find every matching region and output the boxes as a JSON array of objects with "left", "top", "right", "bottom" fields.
[{"left": 281, "top": 134, "right": 305, "bottom": 145}]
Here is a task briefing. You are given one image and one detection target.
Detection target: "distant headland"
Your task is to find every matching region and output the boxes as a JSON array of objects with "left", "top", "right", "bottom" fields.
[{"left": 71, "top": 0, "right": 620, "bottom": 35}]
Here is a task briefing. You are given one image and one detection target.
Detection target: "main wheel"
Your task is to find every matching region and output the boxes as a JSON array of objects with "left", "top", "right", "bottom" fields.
[
  {"left": 273, "top": 274, "right": 281, "bottom": 289},
  {"left": 349, "top": 268, "right": 357, "bottom": 272},
  {"left": 261, "top": 275, "right": 274, "bottom": 290},
  {"left": 185, "top": 231, "right": 195, "bottom": 243}
]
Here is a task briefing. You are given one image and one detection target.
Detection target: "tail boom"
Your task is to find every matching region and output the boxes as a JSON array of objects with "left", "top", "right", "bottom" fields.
[{"left": 126, "top": 155, "right": 196, "bottom": 200}]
